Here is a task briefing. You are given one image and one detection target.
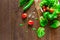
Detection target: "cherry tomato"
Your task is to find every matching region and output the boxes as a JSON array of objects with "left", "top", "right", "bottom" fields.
[
  {"left": 28, "top": 20, "right": 34, "bottom": 26},
  {"left": 49, "top": 8, "right": 54, "bottom": 13},
  {"left": 42, "top": 6, "right": 47, "bottom": 12},
  {"left": 43, "top": 8, "right": 47, "bottom": 12},
  {"left": 22, "top": 13, "right": 27, "bottom": 19}
]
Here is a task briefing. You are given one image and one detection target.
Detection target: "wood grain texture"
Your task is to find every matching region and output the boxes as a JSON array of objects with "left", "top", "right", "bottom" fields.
[
  {"left": 0, "top": 0, "right": 17, "bottom": 40},
  {"left": 0, "top": 0, "right": 60, "bottom": 40}
]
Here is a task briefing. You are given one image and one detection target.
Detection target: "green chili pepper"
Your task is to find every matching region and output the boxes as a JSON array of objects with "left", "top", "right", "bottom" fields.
[
  {"left": 23, "top": 0, "right": 34, "bottom": 11},
  {"left": 39, "top": 16, "right": 48, "bottom": 27},
  {"left": 50, "top": 20, "right": 60, "bottom": 28},
  {"left": 36, "top": 27, "right": 45, "bottom": 38},
  {"left": 19, "top": 0, "right": 29, "bottom": 6}
]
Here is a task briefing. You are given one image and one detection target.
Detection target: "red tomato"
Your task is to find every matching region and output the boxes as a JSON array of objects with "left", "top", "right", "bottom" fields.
[
  {"left": 49, "top": 8, "right": 54, "bottom": 13},
  {"left": 43, "top": 8, "right": 47, "bottom": 12},
  {"left": 22, "top": 13, "right": 27, "bottom": 19},
  {"left": 42, "top": 6, "right": 47, "bottom": 12},
  {"left": 28, "top": 20, "right": 34, "bottom": 26}
]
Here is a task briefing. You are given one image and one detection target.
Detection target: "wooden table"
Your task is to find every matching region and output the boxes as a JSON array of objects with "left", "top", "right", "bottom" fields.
[{"left": 0, "top": 0, "right": 60, "bottom": 40}]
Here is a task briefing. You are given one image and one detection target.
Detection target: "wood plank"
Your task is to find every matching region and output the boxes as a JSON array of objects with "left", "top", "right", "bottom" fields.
[
  {"left": 0, "top": 0, "right": 60, "bottom": 40},
  {"left": 0, "top": 0, "right": 17, "bottom": 40}
]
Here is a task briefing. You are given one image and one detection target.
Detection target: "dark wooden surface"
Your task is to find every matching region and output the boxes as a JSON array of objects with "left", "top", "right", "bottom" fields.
[{"left": 0, "top": 0, "right": 60, "bottom": 40}]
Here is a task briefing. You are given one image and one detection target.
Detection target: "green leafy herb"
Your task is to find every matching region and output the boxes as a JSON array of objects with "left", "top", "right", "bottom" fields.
[
  {"left": 39, "top": 16, "right": 48, "bottom": 27},
  {"left": 19, "top": 24, "right": 24, "bottom": 27},
  {"left": 35, "top": 18, "right": 38, "bottom": 20},
  {"left": 32, "top": 28, "right": 36, "bottom": 31},
  {"left": 36, "top": 27, "right": 45, "bottom": 38},
  {"left": 40, "top": 0, "right": 58, "bottom": 8},
  {"left": 50, "top": 20, "right": 60, "bottom": 28},
  {"left": 48, "top": 12, "right": 58, "bottom": 20},
  {"left": 43, "top": 12, "right": 50, "bottom": 19}
]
